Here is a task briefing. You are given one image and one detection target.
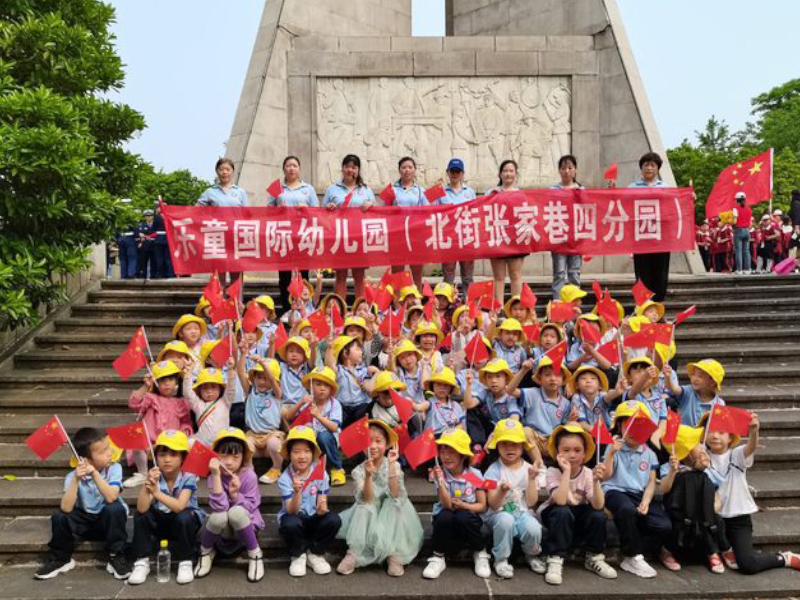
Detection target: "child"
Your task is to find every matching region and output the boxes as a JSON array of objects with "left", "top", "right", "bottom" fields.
[
  {"left": 390, "top": 339, "right": 426, "bottom": 401},
  {"left": 569, "top": 365, "right": 623, "bottom": 438},
  {"left": 420, "top": 367, "right": 465, "bottom": 435},
  {"left": 566, "top": 314, "right": 612, "bottom": 372},
  {"left": 664, "top": 359, "right": 726, "bottom": 427},
  {"left": 173, "top": 314, "right": 207, "bottom": 359},
  {"left": 125, "top": 360, "right": 192, "bottom": 488},
  {"left": 237, "top": 355, "right": 284, "bottom": 484},
  {"left": 282, "top": 277, "right": 321, "bottom": 328},
  {"left": 635, "top": 300, "right": 665, "bottom": 324},
  {"left": 531, "top": 323, "right": 565, "bottom": 362},
  {"left": 704, "top": 411, "right": 800, "bottom": 573},
  {"left": 366, "top": 370, "right": 424, "bottom": 438},
  {"left": 482, "top": 419, "right": 544, "bottom": 579},
  {"left": 35, "top": 428, "right": 130, "bottom": 580},
  {"left": 464, "top": 358, "right": 521, "bottom": 424},
  {"left": 423, "top": 429, "right": 490, "bottom": 580},
  {"left": 403, "top": 304, "right": 425, "bottom": 337},
  {"left": 277, "top": 426, "right": 342, "bottom": 577},
  {"left": 343, "top": 315, "right": 381, "bottom": 367},
  {"left": 337, "top": 420, "right": 423, "bottom": 577},
  {"left": 278, "top": 336, "right": 314, "bottom": 406},
  {"left": 184, "top": 362, "right": 237, "bottom": 447},
  {"left": 601, "top": 401, "right": 676, "bottom": 578},
  {"left": 129, "top": 430, "right": 205, "bottom": 585},
  {"left": 253, "top": 295, "right": 278, "bottom": 341},
  {"left": 327, "top": 335, "right": 376, "bottom": 427},
  {"left": 538, "top": 423, "right": 616, "bottom": 585},
  {"left": 492, "top": 318, "right": 527, "bottom": 373},
  {"left": 194, "top": 296, "right": 220, "bottom": 342},
  {"left": 299, "top": 366, "right": 346, "bottom": 486},
  {"left": 414, "top": 321, "right": 445, "bottom": 372},
  {"left": 195, "top": 428, "right": 264, "bottom": 582},
  {"left": 622, "top": 357, "right": 666, "bottom": 446},
  {"left": 397, "top": 285, "right": 423, "bottom": 310},
  {"left": 503, "top": 295, "right": 535, "bottom": 325},
  {"left": 449, "top": 307, "right": 485, "bottom": 372},
  {"left": 157, "top": 340, "right": 196, "bottom": 374},
  {"left": 433, "top": 282, "right": 457, "bottom": 335}
]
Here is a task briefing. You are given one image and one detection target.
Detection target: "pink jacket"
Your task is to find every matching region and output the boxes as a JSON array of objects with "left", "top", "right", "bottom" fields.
[{"left": 128, "top": 392, "right": 193, "bottom": 441}]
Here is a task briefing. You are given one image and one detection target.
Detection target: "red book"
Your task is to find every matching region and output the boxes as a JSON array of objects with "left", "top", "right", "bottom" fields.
[
  {"left": 389, "top": 388, "right": 415, "bottom": 425},
  {"left": 549, "top": 301, "right": 575, "bottom": 323},
  {"left": 624, "top": 414, "right": 658, "bottom": 445},
  {"left": 663, "top": 410, "right": 681, "bottom": 445},
  {"left": 341, "top": 190, "right": 354, "bottom": 208},
  {"left": 596, "top": 338, "right": 621, "bottom": 366},
  {"left": 441, "top": 332, "right": 452, "bottom": 351},
  {"left": 467, "top": 280, "right": 494, "bottom": 305},
  {"left": 624, "top": 325, "right": 657, "bottom": 350},
  {"left": 331, "top": 303, "right": 344, "bottom": 332},
  {"left": 242, "top": 301, "right": 267, "bottom": 332},
  {"left": 423, "top": 299, "right": 435, "bottom": 321},
  {"left": 209, "top": 298, "right": 238, "bottom": 324},
  {"left": 388, "top": 270, "right": 414, "bottom": 291},
  {"left": 597, "top": 294, "right": 621, "bottom": 327},
  {"left": 394, "top": 424, "right": 411, "bottom": 455},
  {"left": 112, "top": 327, "right": 150, "bottom": 381},
  {"left": 25, "top": 416, "right": 68, "bottom": 460},
  {"left": 461, "top": 470, "right": 498, "bottom": 490},
  {"left": 422, "top": 282, "right": 434, "bottom": 299},
  {"left": 287, "top": 271, "right": 305, "bottom": 299},
  {"left": 107, "top": 422, "right": 150, "bottom": 450},
  {"left": 653, "top": 323, "right": 673, "bottom": 346},
  {"left": 183, "top": 441, "right": 218, "bottom": 478},
  {"left": 209, "top": 332, "right": 235, "bottom": 367},
  {"left": 307, "top": 310, "right": 330, "bottom": 339},
  {"left": 302, "top": 456, "right": 326, "bottom": 490},
  {"left": 266, "top": 178, "right": 283, "bottom": 199},
  {"left": 273, "top": 321, "right": 288, "bottom": 351},
  {"left": 705, "top": 150, "right": 772, "bottom": 219},
  {"left": 603, "top": 163, "right": 618, "bottom": 182},
  {"left": 707, "top": 406, "right": 752, "bottom": 437},
  {"left": 674, "top": 305, "right": 696, "bottom": 326},
  {"left": 203, "top": 272, "right": 224, "bottom": 308},
  {"left": 523, "top": 323, "right": 541, "bottom": 345},
  {"left": 580, "top": 322, "right": 602, "bottom": 346},
  {"left": 378, "top": 309, "right": 402, "bottom": 339},
  {"left": 631, "top": 279, "right": 654, "bottom": 306},
  {"left": 544, "top": 340, "right": 568, "bottom": 372},
  {"left": 379, "top": 183, "right": 396, "bottom": 206},
  {"left": 592, "top": 280, "right": 603, "bottom": 302},
  {"left": 374, "top": 286, "right": 394, "bottom": 312},
  {"left": 520, "top": 283, "right": 537, "bottom": 310},
  {"left": 424, "top": 183, "right": 446, "bottom": 202},
  {"left": 292, "top": 404, "right": 313, "bottom": 427},
  {"left": 404, "top": 429, "right": 437, "bottom": 469},
  {"left": 464, "top": 333, "right": 490, "bottom": 365},
  {"left": 340, "top": 416, "right": 372, "bottom": 457},
  {"left": 591, "top": 419, "right": 613, "bottom": 445}
]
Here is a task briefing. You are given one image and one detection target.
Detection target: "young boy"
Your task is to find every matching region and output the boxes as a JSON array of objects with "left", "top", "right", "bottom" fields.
[
  {"left": 492, "top": 319, "right": 527, "bottom": 373},
  {"left": 463, "top": 358, "right": 521, "bottom": 424},
  {"left": 622, "top": 357, "right": 666, "bottom": 447},
  {"left": 663, "top": 359, "right": 726, "bottom": 427},
  {"left": 36, "top": 428, "right": 130, "bottom": 580}
]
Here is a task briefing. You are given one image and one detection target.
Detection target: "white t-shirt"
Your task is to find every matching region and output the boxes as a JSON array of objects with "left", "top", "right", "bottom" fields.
[{"left": 708, "top": 445, "right": 758, "bottom": 518}]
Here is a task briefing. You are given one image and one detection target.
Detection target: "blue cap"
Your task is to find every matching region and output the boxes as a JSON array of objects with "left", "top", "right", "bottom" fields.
[{"left": 447, "top": 158, "right": 465, "bottom": 172}]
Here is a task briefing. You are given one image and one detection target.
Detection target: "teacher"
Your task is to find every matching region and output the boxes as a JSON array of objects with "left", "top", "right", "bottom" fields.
[{"left": 488, "top": 159, "right": 525, "bottom": 305}]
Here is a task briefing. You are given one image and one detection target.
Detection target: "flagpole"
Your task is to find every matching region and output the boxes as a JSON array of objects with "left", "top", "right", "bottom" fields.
[
  {"left": 140, "top": 326, "right": 156, "bottom": 363},
  {"left": 141, "top": 420, "right": 157, "bottom": 465},
  {"left": 616, "top": 330, "right": 626, "bottom": 369},
  {"left": 54, "top": 415, "right": 80, "bottom": 461},
  {"left": 622, "top": 407, "right": 639, "bottom": 440},
  {"left": 769, "top": 147, "right": 774, "bottom": 214},
  {"left": 702, "top": 407, "right": 714, "bottom": 447}
]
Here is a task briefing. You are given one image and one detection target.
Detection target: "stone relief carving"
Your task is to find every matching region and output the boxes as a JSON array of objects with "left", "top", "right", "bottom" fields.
[{"left": 315, "top": 76, "right": 571, "bottom": 192}]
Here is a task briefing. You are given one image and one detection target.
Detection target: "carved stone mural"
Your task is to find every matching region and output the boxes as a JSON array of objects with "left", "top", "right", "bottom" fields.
[{"left": 315, "top": 76, "right": 571, "bottom": 192}]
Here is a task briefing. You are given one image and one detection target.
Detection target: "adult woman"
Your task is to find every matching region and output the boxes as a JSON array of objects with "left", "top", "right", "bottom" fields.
[
  {"left": 389, "top": 156, "right": 429, "bottom": 289},
  {"left": 269, "top": 156, "right": 317, "bottom": 312},
  {"left": 488, "top": 160, "right": 524, "bottom": 304},
  {"left": 196, "top": 157, "right": 248, "bottom": 289},
  {"left": 323, "top": 154, "right": 375, "bottom": 299},
  {"left": 550, "top": 155, "right": 583, "bottom": 298},
  {"left": 436, "top": 158, "right": 476, "bottom": 297}
]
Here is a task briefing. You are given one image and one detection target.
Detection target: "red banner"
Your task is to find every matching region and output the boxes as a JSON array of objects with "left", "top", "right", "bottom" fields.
[{"left": 163, "top": 188, "right": 695, "bottom": 274}]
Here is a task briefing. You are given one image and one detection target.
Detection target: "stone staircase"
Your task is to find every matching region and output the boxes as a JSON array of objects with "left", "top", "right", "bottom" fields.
[{"left": 0, "top": 274, "right": 799, "bottom": 597}]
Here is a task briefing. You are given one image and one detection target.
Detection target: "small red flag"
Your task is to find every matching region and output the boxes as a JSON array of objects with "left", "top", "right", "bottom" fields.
[
  {"left": 653, "top": 323, "right": 673, "bottom": 346},
  {"left": 302, "top": 456, "right": 326, "bottom": 490},
  {"left": 112, "top": 327, "right": 150, "bottom": 381},
  {"left": 468, "top": 299, "right": 481, "bottom": 320},
  {"left": 378, "top": 309, "right": 403, "bottom": 339},
  {"left": 242, "top": 301, "right": 267, "bottom": 332},
  {"left": 225, "top": 278, "right": 243, "bottom": 304},
  {"left": 388, "top": 270, "right": 414, "bottom": 291},
  {"left": 341, "top": 190, "right": 354, "bottom": 208},
  {"left": 394, "top": 423, "right": 411, "bottom": 455},
  {"left": 209, "top": 299, "right": 238, "bottom": 324},
  {"left": 467, "top": 280, "right": 494, "bottom": 305},
  {"left": 379, "top": 183, "right": 396, "bottom": 206},
  {"left": 520, "top": 284, "right": 537, "bottom": 310},
  {"left": 340, "top": 416, "right": 372, "bottom": 457},
  {"left": 461, "top": 470, "right": 497, "bottom": 490},
  {"left": 267, "top": 178, "right": 283, "bottom": 199},
  {"left": 603, "top": 163, "right": 618, "bottom": 182},
  {"left": 631, "top": 279, "right": 654, "bottom": 306},
  {"left": 307, "top": 310, "right": 330, "bottom": 339},
  {"left": 707, "top": 406, "right": 752, "bottom": 437},
  {"left": 404, "top": 429, "right": 437, "bottom": 469},
  {"left": 591, "top": 419, "right": 614, "bottom": 445},
  {"left": 288, "top": 271, "right": 305, "bottom": 300},
  {"left": 592, "top": 280, "right": 603, "bottom": 302},
  {"left": 596, "top": 338, "right": 621, "bottom": 365},
  {"left": 624, "top": 324, "right": 657, "bottom": 350},
  {"left": 523, "top": 323, "right": 541, "bottom": 344},
  {"left": 705, "top": 150, "right": 772, "bottom": 219},
  {"left": 624, "top": 414, "right": 658, "bottom": 445},
  {"left": 424, "top": 183, "right": 446, "bottom": 202},
  {"left": 292, "top": 404, "right": 314, "bottom": 427},
  {"left": 580, "top": 321, "right": 602, "bottom": 346},
  {"left": 107, "top": 422, "right": 150, "bottom": 450},
  {"left": 25, "top": 416, "right": 69, "bottom": 460},
  {"left": 203, "top": 272, "right": 224, "bottom": 308},
  {"left": 480, "top": 295, "right": 502, "bottom": 312},
  {"left": 597, "top": 294, "right": 621, "bottom": 328},
  {"left": 464, "top": 333, "right": 490, "bottom": 365},
  {"left": 441, "top": 332, "right": 452, "bottom": 351},
  {"left": 274, "top": 321, "right": 288, "bottom": 351},
  {"left": 471, "top": 443, "right": 487, "bottom": 467},
  {"left": 374, "top": 286, "right": 394, "bottom": 312},
  {"left": 663, "top": 410, "right": 681, "bottom": 445},
  {"left": 544, "top": 340, "right": 568, "bottom": 373},
  {"left": 549, "top": 301, "right": 575, "bottom": 323},
  {"left": 389, "top": 388, "right": 415, "bottom": 425},
  {"left": 331, "top": 303, "right": 344, "bottom": 332},
  {"left": 183, "top": 441, "right": 218, "bottom": 478},
  {"left": 210, "top": 332, "right": 234, "bottom": 367},
  {"left": 423, "top": 299, "right": 435, "bottom": 321},
  {"left": 363, "top": 282, "right": 376, "bottom": 306},
  {"left": 674, "top": 305, "right": 696, "bottom": 326},
  {"left": 422, "top": 282, "right": 434, "bottom": 299},
  {"left": 379, "top": 267, "right": 393, "bottom": 289}
]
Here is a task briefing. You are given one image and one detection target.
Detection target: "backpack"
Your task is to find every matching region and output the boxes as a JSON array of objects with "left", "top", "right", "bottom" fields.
[{"left": 665, "top": 470, "right": 721, "bottom": 552}]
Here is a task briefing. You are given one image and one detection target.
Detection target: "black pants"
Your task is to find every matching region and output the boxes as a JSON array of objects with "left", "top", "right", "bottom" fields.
[
  {"left": 431, "top": 509, "right": 485, "bottom": 555},
  {"left": 230, "top": 402, "right": 246, "bottom": 431},
  {"left": 541, "top": 504, "right": 606, "bottom": 556},
  {"left": 132, "top": 508, "right": 201, "bottom": 562},
  {"left": 278, "top": 270, "right": 309, "bottom": 314},
  {"left": 723, "top": 514, "right": 783, "bottom": 574},
  {"left": 48, "top": 505, "right": 128, "bottom": 561},
  {"left": 341, "top": 403, "right": 370, "bottom": 429},
  {"left": 152, "top": 243, "right": 170, "bottom": 278},
  {"left": 137, "top": 244, "right": 154, "bottom": 279},
  {"left": 699, "top": 248, "right": 711, "bottom": 271},
  {"left": 633, "top": 252, "right": 670, "bottom": 302},
  {"left": 278, "top": 512, "right": 341, "bottom": 558},
  {"left": 605, "top": 490, "right": 671, "bottom": 557}
]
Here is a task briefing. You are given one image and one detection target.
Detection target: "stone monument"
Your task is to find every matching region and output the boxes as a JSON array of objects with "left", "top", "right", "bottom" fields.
[{"left": 227, "top": 0, "right": 703, "bottom": 274}]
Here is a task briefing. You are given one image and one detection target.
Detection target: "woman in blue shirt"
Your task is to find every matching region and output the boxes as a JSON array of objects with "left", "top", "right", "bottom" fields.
[
  {"left": 550, "top": 154, "right": 584, "bottom": 299},
  {"left": 390, "top": 156, "right": 429, "bottom": 289},
  {"left": 323, "top": 154, "right": 375, "bottom": 300},
  {"left": 437, "top": 158, "right": 477, "bottom": 297}
]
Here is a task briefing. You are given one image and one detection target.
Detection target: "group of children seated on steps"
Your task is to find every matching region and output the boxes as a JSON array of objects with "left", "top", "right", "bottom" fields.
[{"left": 35, "top": 275, "right": 800, "bottom": 586}]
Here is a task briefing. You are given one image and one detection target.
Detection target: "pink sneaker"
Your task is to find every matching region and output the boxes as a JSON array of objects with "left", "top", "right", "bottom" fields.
[
  {"left": 707, "top": 553, "right": 725, "bottom": 574},
  {"left": 659, "top": 547, "right": 681, "bottom": 572},
  {"left": 721, "top": 549, "right": 738, "bottom": 570}
]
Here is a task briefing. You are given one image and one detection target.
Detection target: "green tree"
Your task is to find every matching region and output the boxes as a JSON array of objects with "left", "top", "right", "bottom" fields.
[
  {"left": 130, "top": 165, "right": 211, "bottom": 213},
  {"left": 0, "top": 0, "right": 145, "bottom": 330},
  {"left": 752, "top": 78, "right": 800, "bottom": 153}
]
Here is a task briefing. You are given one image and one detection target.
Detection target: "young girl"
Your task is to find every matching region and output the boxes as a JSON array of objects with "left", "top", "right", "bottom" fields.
[
  {"left": 492, "top": 318, "right": 527, "bottom": 373},
  {"left": 277, "top": 426, "right": 342, "bottom": 577},
  {"left": 125, "top": 361, "right": 192, "bottom": 488},
  {"left": 503, "top": 295, "right": 535, "bottom": 325},
  {"left": 402, "top": 304, "right": 425, "bottom": 338},
  {"left": 183, "top": 362, "right": 237, "bottom": 447},
  {"left": 538, "top": 423, "right": 616, "bottom": 585},
  {"left": 421, "top": 367, "right": 465, "bottom": 436},
  {"left": 282, "top": 277, "right": 321, "bottom": 328},
  {"left": 327, "top": 335, "right": 376, "bottom": 427},
  {"left": 128, "top": 430, "right": 204, "bottom": 585},
  {"left": 300, "top": 366, "right": 345, "bottom": 486},
  {"left": 157, "top": 341, "right": 196, "bottom": 374},
  {"left": 449, "top": 306, "right": 485, "bottom": 372},
  {"left": 278, "top": 336, "right": 314, "bottom": 406},
  {"left": 566, "top": 314, "right": 612, "bottom": 372},
  {"left": 531, "top": 323, "right": 565, "bottom": 363},
  {"left": 253, "top": 295, "right": 278, "bottom": 341},
  {"left": 423, "top": 429, "right": 490, "bottom": 580},
  {"left": 664, "top": 359, "right": 726, "bottom": 427},
  {"left": 413, "top": 321, "right": 445, "bottom": 372},
  {"left": 366, "top": 370, "right": 424, "bottom": 438},
  {"left": 570, "top": 365, "right": 624, "bottom": 440},
  {"left": 195, "top": 428, "right": 264, "bottom": 582},
  {"left": 433, "top": 282, "right": 457, "bottom": 335},
  {"left": 622, "top": 357, "right": 666, "bottom": 447},
  {"left": 390, "top": 339, "right": 426, "bottom": 402},
  {"left": 337, "top": 420, "right": 423, "bottom": 577},
  {"left": 172, "top": 314, "right": 207, "bottom": 360},
  {"left": 194, "top": 296, "right": 220, "bottom": 342},
  {"left": 482, "top": 419, "right": 544, "bottom": 579}
]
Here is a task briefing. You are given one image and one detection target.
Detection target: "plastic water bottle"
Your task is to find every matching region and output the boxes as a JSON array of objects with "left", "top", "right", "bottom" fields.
[{"left": 156, "top": 539, "right": 171, "bottom": 583}]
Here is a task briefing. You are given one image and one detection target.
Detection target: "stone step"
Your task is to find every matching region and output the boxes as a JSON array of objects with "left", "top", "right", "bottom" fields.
[
  {"left": 674, "top": 344, "right": 800, "bottom": 365},
  {"left": 676, "top": 363, "right": 800, "bottom": 385},
  {"left": 0, "top": 387, "right": 131, "bottom": 414}
]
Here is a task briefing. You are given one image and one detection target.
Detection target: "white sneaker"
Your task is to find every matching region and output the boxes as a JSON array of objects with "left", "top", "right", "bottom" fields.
[
  {"left": 127, "top": 559, "right": 150, "bottom": 585},
  {"left": 585, "top": 552, "right": 617, "bottom": 579},
  {"left": 422, "top": 554, "right": 446, "bottom": 579},
  {"left": 194, "top": 550, "right": 215, "bottom": 578},
  {"left": 306, "top": 552, "right": 331, "bottom": 575},
  {"left": 544, "top": 556, "right": 563, "bottom": 585},
  {"left": 289, "top": 553, "right": 307, "bottom": 577},
  {"left": 620, "top": 554, "right": 657, "bottom": 578},
  {"left": 473, "top": 550, "right": 491, "bottom": 578},
  {"left": 494, "top": 559, "right": 514, "bottom": 579},
  {"left": 526, "top": 554, "right": 546, "bottom": 574},
  {"left": 176, "top": 560, "right": 194, "bottom": 584},
  {"left": 248, "top": 551, "right": 265, "bottom": 582},
  {"left": 123, "top": 472, "right": 147, "bottom": 488}
]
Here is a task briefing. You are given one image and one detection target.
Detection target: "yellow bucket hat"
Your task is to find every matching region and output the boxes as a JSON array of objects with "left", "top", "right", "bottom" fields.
[
  {"left": 548, "top": 423, "right": 596, "bottom": 463},
  {"left": 698, "top": 409, "right": 741, "bottom": 448},
  {"left": 193, "top": 367, "right": 225, "bottom": 390},
  {"left": 194, "top": 296, "right": 211, "bottom": 317},
  {"left": 393, "top": 338, "right": 423, "bottom": 360},
  {"left": 479, "top": 358, "right": 513, "bottom": 386},
  {"left": 248, "top": 358, "right": 281, "bottom": 382},
  {"left": 302, "top": 365, "right": 339, "bottom": 395},
  {"left": 398, "top": 286, "right": 422, "bottom": 302},
  {"left": 320, "top": 293, "right": 347, "bottom": 314},
  {"left": 574, "top": 314, "right": 607, "bottom": 340},
  {"left": 452, "top": 305, "right": 483, "bottom": 330},
  {"left": 623, "top": 356, "right": 658, "bottom": 387},
  {"left": 343, "top": 316, "right": 373, "bottom": 340},
  {"left": 611, "top": 400, "right": 652, "bottom": 429},
  {"left": 567, "top": 365, "right": 609, "bottom": 396},
  {"left": 235, "top": 319, "right": 263, "bottom": 341},
  {"left": 154, "top": 429, "right": 189, "bottom": 452},
  {"left": 635, "top": 300, "right": 665, "bottom": 322},
  {"left": 667, "top": 425, "right": 704, "bottom": 461},
  {"left": 151, "top": 360, "right": 181, "bottom": 380},
  {"left": 560, "top": 284, "right": 587, "bottom": 304},
  {"left": 687, "top": 359, "right": 725, "bottom": 391},
  {"left": 433, "top": 282, "right": 455, "bottom": 304},
  {"left": 537, "top": 323, "right": 565, "bottom": 344},
  {"left": 157, "top": 340, "right": 192, "bottom": 363},
  {"left": 497, "top": 318, "right": 526, "bottom": 342},
  {"left": 212, "top": 427, "right": 254, "bottom": 464},
  {"left": 486, "top": 419, "right": 531, "bottom": 450},
  {"left": 413, "top": 320, "right": 444, "bottom": 346},
  {"left": 367, "top": 419, "right": 399, "bottom": 446},
  {"left": 532, "top": 355, "right": 571, "bottom": 384},
  {"left": 370, "top": 370, "right": 407, "bottom": 396},
  {"left": 295, "top": 318, "right": 312, "bottom": 333},
  {"left": 199, "top": 340, "right": 220, "bottom": 365},
  {"left": 277, "top": 336, "right": 311, "bottom": 362},
  {"left": 436, "top": 428, "right": 474, "bottom": 457},
  {"left": 281, "top": 426, "right": 321, "bottom": 459},
  {"left": 330, "top": 335, "right": 358, "bottom": 362},
  {"left": 424, "top": 367, "right": 460, "bottom": 395},
  {"left": 503, "top": 295, "right": 532, "bottom": 321},
  {"left": 253, "top": 295, "right": 276, "bottom": 316},
  {"left": 172, "top": 314, "right": 207, "bottom": 339}
]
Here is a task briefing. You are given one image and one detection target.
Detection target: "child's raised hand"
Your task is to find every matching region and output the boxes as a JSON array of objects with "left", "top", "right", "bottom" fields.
[
  {"left": 430, "top": 466, "right": 443, "bottom": 482},
  {"left": 387, "top": 444, "right": 400, "bottom": 464},
  {"left": 144, "top": 374, "right": 154, "bottom": 391},
  {"left": 669, "top": 454, "right": 680, "bottom": 472},
  {"left": 662, "top": 364, "right": 673, "bottom": 377},
  {"left": 364, "top": 458, "right": 377, "bottom": 477},
  {"left": 526, "top": 463, "right": 539, "bottom": 480},
  {"left": 749, "top": 413, "right": 760, "bottom": 432},
  {"left": 208, "top": 457, "right": 221, "bottom": 475},
  {"left": 148, "top": 466, "right": 161, "bottom": 482},
  {"left": 569, "top": 405, "right": 580, "bottom": 421},
  {"left": 229, "top": 474, "right": 241, "bottom": 497},
  {"left": 292, "top": 477, "right": 303, "bottom": 494},
  {"left": 556, "top": 453, "right": 571, "bottom": 473},
  {"left": 500, "top": 481, "right": 512, "bottom": 492},
  {"left": 464, "top": 370, "right": 474, "bottom": 384},
  {"left": 522, "top": 358, "right": 535, "bottom": 372},
  {"left": 301, "top": 394, "right": 313, "bottom": 407},
  {"left": 76, "top": 458, "right": 94, "bottom": 478},
  {"left": 610, "top": 436, "right": 624, "bottom": 453},
  {"left": 646, "top": 366, "right": 658, "bottom": 380},
  {"left": 367, "top": 365, "right": 380, "bottom": 376},
  {"left": 226, "top": 357, "right": 235, "bottom": 370},
  {"left": 309, "top": 403, "right": 322, "bottom": 418},
  {"left": 592, "top": 463, "right": 606, "bottom": 481}
]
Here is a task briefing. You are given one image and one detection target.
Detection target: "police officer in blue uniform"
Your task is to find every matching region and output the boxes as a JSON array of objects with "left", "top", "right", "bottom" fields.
[
  {"left": 116, "top": 223, "right": 138, "bottom": 279},
  {"left": 136, "top": 209, "right": 155, "bottom": 279},
  {"left": 151, "top": 203, "right": 173, "bottom": 278}
]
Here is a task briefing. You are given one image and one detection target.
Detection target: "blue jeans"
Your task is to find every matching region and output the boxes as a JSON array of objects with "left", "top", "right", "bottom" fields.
[
  {"left": 552, "top": 253, "right": 582, "bottom": 298},
  {"left": 734, "top": 227, "right": 751, "bottom": 272},
  {"left": 316, "top": 430, "right": 343, "bottom": 469},
  {"left": 118, "top": 236, "right": 138, "bottom": 279},
  {"left": 489, "top": 510, "right": 541, "bottom": 561}
]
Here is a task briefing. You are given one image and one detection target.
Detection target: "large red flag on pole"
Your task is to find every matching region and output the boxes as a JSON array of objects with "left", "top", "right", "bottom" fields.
[{"left": 704, "top": 149, "right": 773, "bottom": 219}]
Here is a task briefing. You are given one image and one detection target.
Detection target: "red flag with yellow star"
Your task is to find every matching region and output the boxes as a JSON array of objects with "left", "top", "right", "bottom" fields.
[
  {"left": 107, "top": 421, "right": 151, "bottom": 450},
  {"left": 25, "top": 415, "right": 69, "bottom": 460},
  {"left": 705, "top": 150, "right": 772, "bottom": 219},
  {"left": 112, "top": 327, "right": 149, "bottom": 381}
]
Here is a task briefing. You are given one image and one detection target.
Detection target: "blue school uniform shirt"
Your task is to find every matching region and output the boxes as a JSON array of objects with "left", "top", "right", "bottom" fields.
[
  {"left": 154, "top": 471, "right": 204, "bottom": 519},
  {"left": 392, "top": 182, "right": 429, "bottom": 207},
  {"left": 602, "top": 444, "right": 658, "bottom": 494},
  {"left": 520, "top": 388, "right": 571, "bottom": 436},
  {"left": 655, "top": 368, "right": 679, "bottom": 397},
  {"left": 277, "top": 462, "right": 329, "bottom": 520},
  {"left": 432, "top": 466, "right": 483, "bottom": 516},
  {"left": 671, "top": 385, "right": 725, "bottom": 427},
  {"left": 424, "top": 399, "right": 465, "bottom": 435},
  {"left": 566, "top": 340, "right": 597, "bottom": 367},
  {"left": 268, "top": 181, "right": 318, "bottom": 207},
  {"left": 336, "top": 364, "right": 371, "bottom": 408},
  {"left": 197, "top": 184, "right": 247, "bottom": 207},
  {"left": 437, "top": 184, "right": 476, "bottom": 206},
  {"left": 245, "top": 388, "right": 282, "bottom": 433},
  {"left": 311, "top": 398, "right": 343, "bottom": 441},
  {"left": 492, "top": 341, "right": 527, "bottom": 373},
  {"left": 322, "top": 182, "right": 375, "bottom": 208},
  {"left": 63, "top": 462, "right": 128, "bottom": 515},
  {"left": 456, "top": 368, "right": 487, "bottom": 403},
  {"left": 280, "top": 362, "right": 310, "bottom": 405},
  {"left": 397, "top": 366, "right": 424, "bottom": 402},
  {"left": 483, "top": 392, "right": 522, "bottom": 423},
  {"left": 572, "top": 392, "right": 614, "bottom": 430},
  {"left": 622, "top": 389, "right": 667, "bottom": 424}
]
